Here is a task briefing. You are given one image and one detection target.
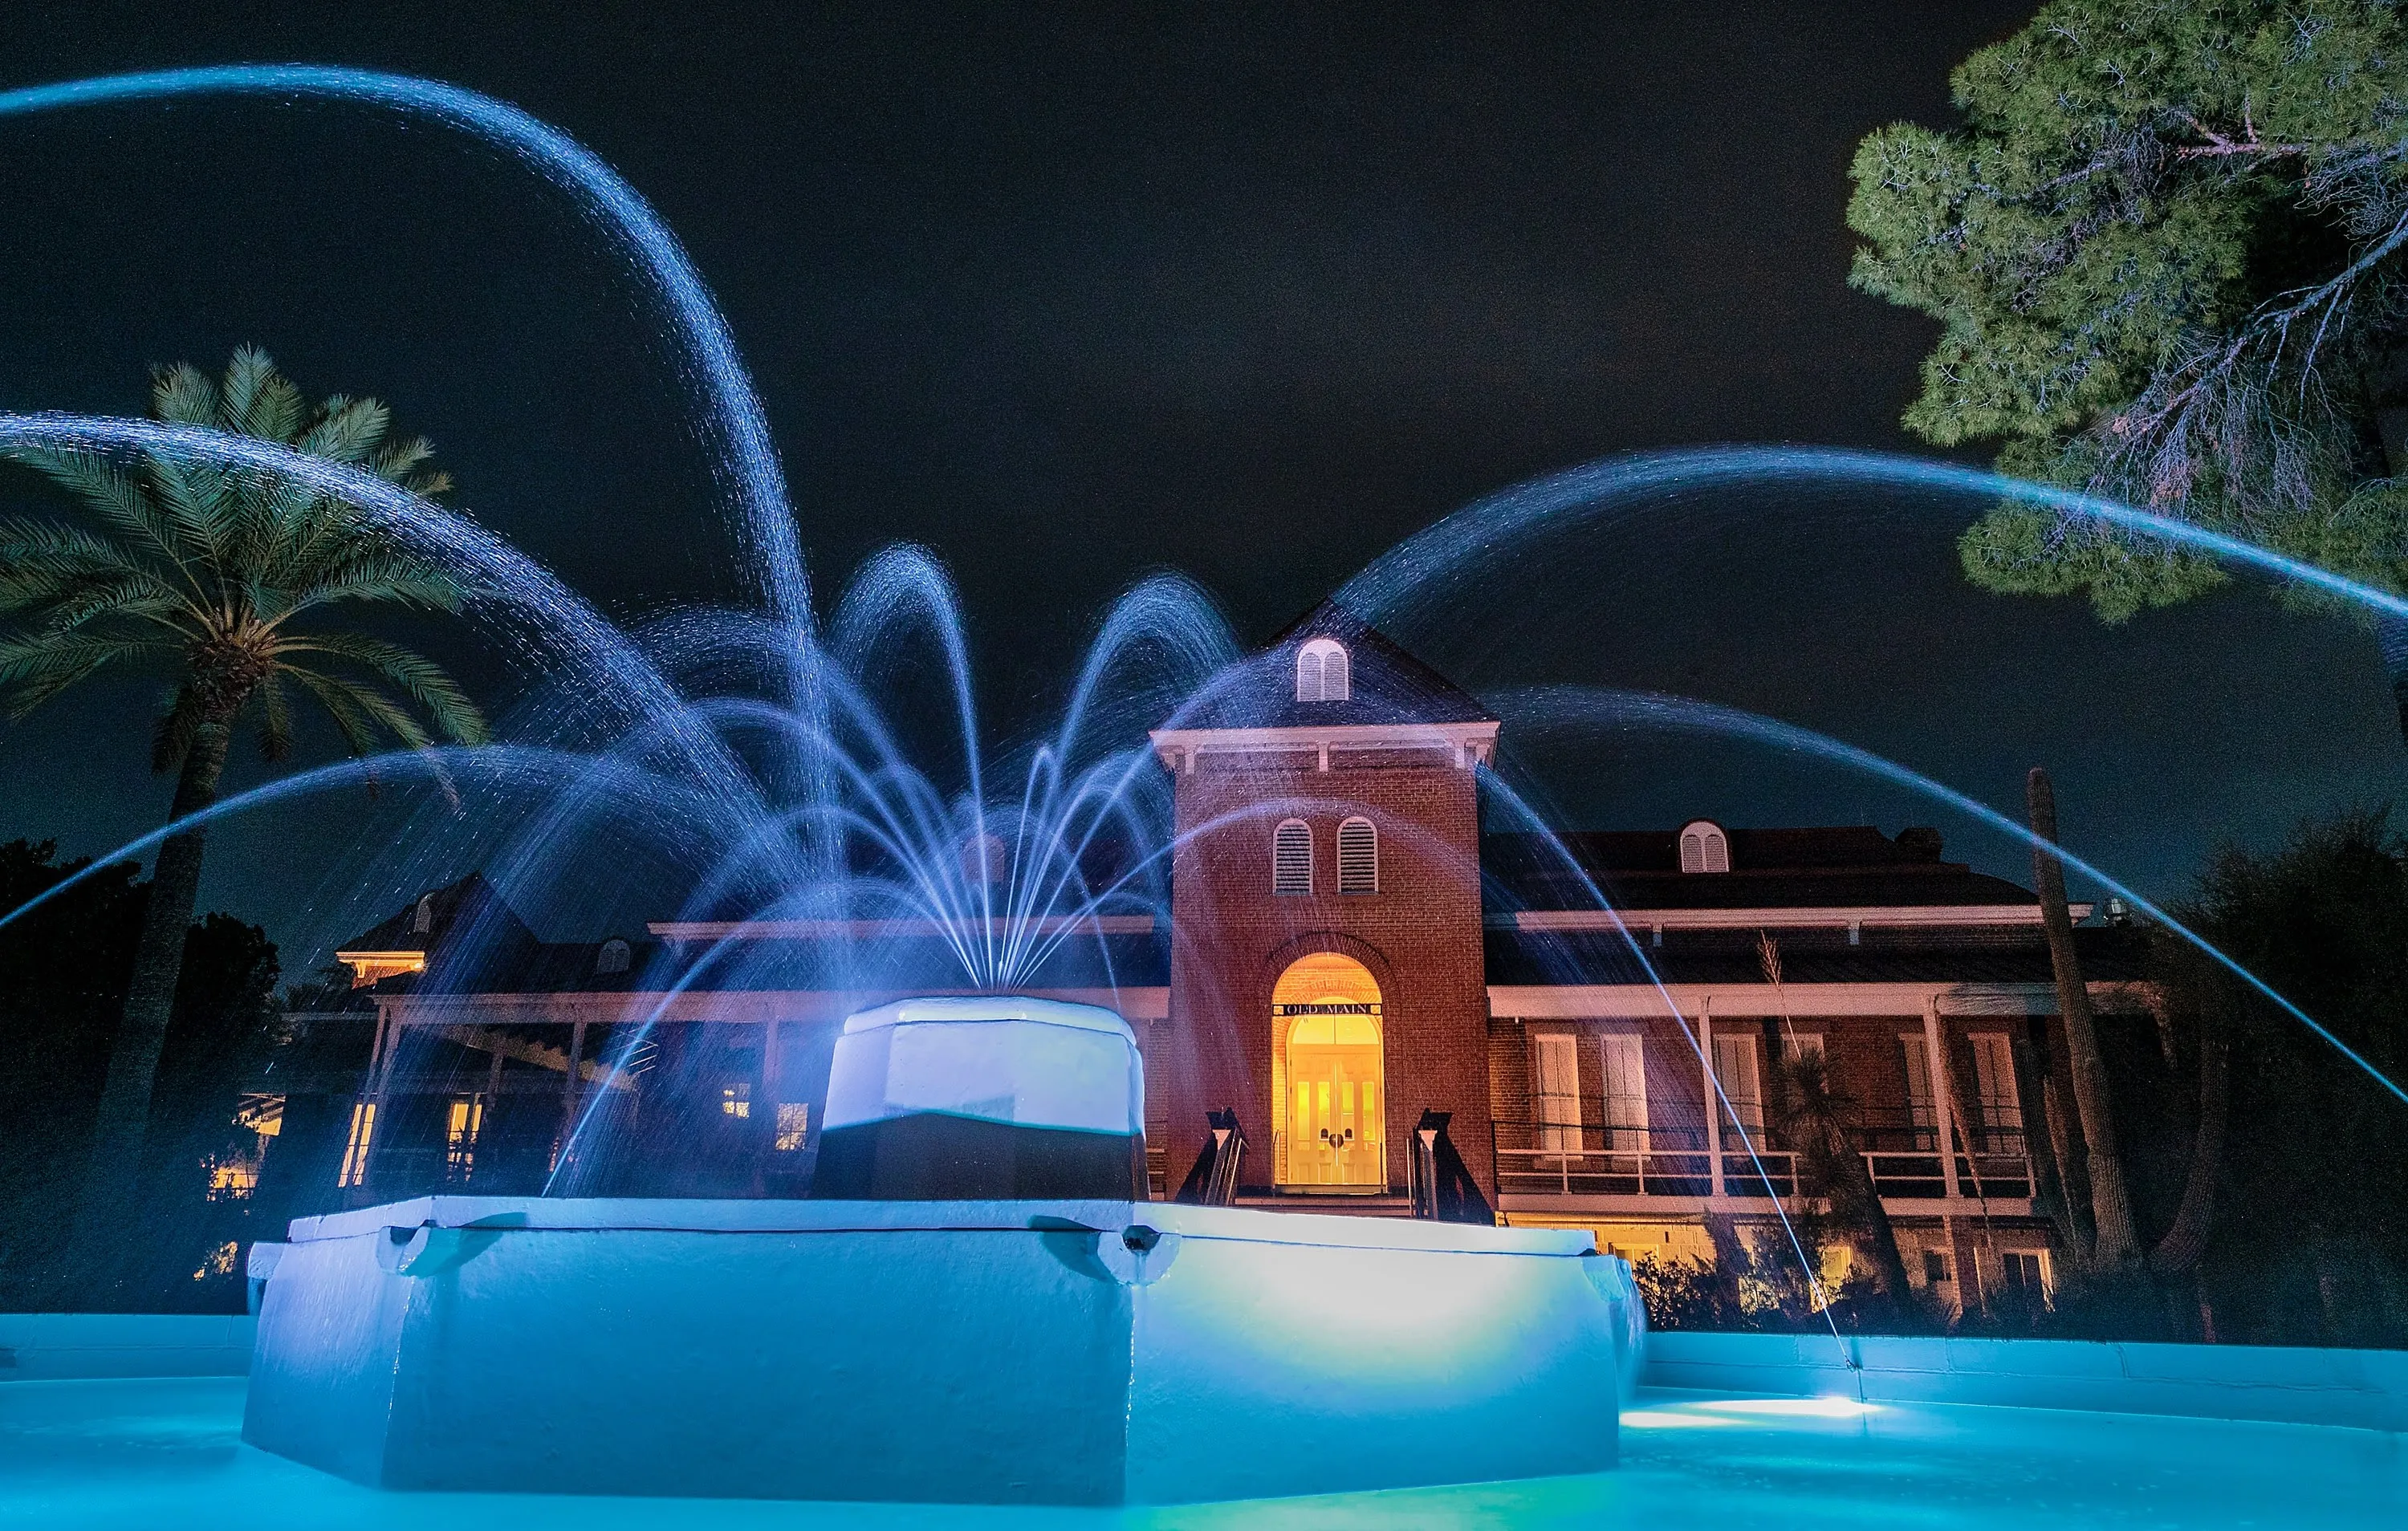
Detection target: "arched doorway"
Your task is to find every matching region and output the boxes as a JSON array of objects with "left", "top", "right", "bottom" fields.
[{"left": 1271, "top": 952, "right": 1385, "bottom": 1190}]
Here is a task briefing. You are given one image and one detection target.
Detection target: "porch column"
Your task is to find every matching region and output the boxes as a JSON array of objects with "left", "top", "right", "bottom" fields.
[
  {"left": 555, "top": 1017, "right": 589, "bottom": 1171},
  {"left": 1699, "top": 999, "right": 1724, "bottom": 1200},
  {"left": 1922, "top": 997, "right": 1963, "bottom": 1200}
]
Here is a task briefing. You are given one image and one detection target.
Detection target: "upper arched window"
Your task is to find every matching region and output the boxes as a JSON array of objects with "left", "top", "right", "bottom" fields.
[
  {"left": 1296, "top": 638, "right": 1350, "bottom": 703},
  {"left": 1678, "top": 820, "right": 1731, "bottom": 875},
  {"left": 596, "top": 938, "right": 632, "bottom": 976},
  {"left": 413, "top": 895, "right": 435, "bottom": 934},
  {"left": 1272, "top": 819, "right": 1313, "bottom": 895},
  {"left": 1336, "top": 816, "right": 1379, "bottom": 894}
]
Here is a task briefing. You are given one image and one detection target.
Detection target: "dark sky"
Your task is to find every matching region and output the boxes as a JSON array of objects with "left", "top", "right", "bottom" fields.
[{"left": 4, "top": 2, "right": 2404, "bottom": 966}]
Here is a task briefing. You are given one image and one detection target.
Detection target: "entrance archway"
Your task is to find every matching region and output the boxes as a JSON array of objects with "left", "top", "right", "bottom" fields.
[{"left": 1271, "top": 952, "right": 1385, "bottom": 1190}]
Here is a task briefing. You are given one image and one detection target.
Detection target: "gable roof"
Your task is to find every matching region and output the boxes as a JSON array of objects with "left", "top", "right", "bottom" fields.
[
  {"left": 1165, "top": 601, "right": 1493, "bottom": 731},
  {"left": 337, "top": 871, "right": 535, "bottom": 955},
  {"left": 1485, "top": 824, "right": 2040, "bottom": 912}
]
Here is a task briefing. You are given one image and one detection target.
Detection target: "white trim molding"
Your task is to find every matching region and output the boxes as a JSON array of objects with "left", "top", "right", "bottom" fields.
[
  {"left": 649, "top": 915, "right": 1156, "bottom": 941},
  {"left": 1500, "top": 903, "right": 2093, "bottom": 935},
  {"left": 377, "top": 985, "right": 1173, "bottom": 1028},
  {"left": 1489, "top": 980, "right": 2154, "bottom": 1020},
  {"left": 1149, "top": 720, "right": 1499, "bottom": 774}
]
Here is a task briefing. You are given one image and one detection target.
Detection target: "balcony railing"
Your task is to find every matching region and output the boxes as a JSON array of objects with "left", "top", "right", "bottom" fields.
[
  {"left": 1491, "top": 1122, "right": 1795, "bottom": 1199},
  {"left": 1493, "top": 1118, "right": 2033, "bottom": 1204},
  {"left": 1859, "top": 1115, "right": 2036, "bottom": 1200}
]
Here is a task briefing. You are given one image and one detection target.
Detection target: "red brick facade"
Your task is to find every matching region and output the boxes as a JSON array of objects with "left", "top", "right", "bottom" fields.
[{"left": 1150, "top": 749, "right": 1495, "bottom": 1198}]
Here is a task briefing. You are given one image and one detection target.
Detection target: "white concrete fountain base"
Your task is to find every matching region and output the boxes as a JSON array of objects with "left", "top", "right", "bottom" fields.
[{"left": 243, "top": 1196, "right": 1639, "bottom": 1505}]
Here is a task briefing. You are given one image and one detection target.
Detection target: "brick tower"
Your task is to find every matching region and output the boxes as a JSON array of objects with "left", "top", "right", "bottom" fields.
[{"left": 1148, "top": 607, "right": 1498, "bottom": 1208}]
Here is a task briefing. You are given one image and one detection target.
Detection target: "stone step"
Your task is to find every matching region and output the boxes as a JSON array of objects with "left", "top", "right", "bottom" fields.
[{"left": 1228, "top": 1194, "right": 1420, "bottom": 1218}]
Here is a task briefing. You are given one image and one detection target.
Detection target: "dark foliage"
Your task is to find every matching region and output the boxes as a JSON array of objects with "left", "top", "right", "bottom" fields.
[
  {"left": 0, "top": 839, "right": 280, "bottom": 1310},
  {"left": 2162, "top": 810, "right": 2408, "bottom": 1345}
]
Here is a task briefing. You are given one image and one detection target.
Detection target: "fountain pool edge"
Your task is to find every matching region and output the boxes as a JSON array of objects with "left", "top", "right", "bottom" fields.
[
  {"left": 1643, "top": 1329, "right": 2408, "bottom": 1432},
  {"left": 239, "top": 1196, "right": 1640, "bottom": 1505},
  {"left": 10, "top": 1308, "right": 2404, "bottom": 1436}
]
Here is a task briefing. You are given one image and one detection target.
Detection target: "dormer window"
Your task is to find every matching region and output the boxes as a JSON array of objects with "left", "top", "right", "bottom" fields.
[
  {"left": 596, "top": 938, "right": 632, "bottom": 976},
  {"left": 1273, "top": 819, "right": 1313, "bottom": 895},
  {"left": 1678, "top": 820, "right": 1731, "bottom": 874},
  {"left": 1296, "top": 638, "right": 1350, "bottom": 703}
]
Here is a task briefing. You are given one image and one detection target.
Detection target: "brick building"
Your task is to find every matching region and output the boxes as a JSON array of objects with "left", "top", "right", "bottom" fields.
[{"left": 265, "top": 608, "right": 2148, "bottom": 1316}]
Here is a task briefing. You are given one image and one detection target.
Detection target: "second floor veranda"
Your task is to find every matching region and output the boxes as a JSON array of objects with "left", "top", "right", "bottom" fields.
[{"left": 1491, "top": 1107, "right": 2038, "bottom": 1216}]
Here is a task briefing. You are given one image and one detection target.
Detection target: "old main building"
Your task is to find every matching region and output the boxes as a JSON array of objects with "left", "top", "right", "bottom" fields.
[{"left": 263, "top": 611, "right": 2145, "bottom": 1318}]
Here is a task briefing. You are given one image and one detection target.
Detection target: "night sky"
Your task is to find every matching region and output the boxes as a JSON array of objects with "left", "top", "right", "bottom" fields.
[{"left": 3, "top": 3, "right": 2403, "bottom": 967}]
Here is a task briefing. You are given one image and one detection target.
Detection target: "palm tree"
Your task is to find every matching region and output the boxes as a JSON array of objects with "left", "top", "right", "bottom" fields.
[
  {"left": 2025, "top": 768, "right": 2143, "bottom": 1276},
  {"left": 0, "top": 347, "right": 489, "bottom": 1291}
]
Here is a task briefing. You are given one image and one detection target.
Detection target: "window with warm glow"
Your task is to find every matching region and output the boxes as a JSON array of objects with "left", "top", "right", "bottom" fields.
[
  {"left": 775, "top": 1102, "right": 809, "bottom": 1151},
  {"left": 1533, "top": 1031, "right": 1580, "bottom": 1151},
  {"left": 338, "top": 1102, "right": 377, "bottom": 1188},
  {"left": 445, "top": 1096, "right": 484, "bottom": 1179},
  {"left": 722, "top": 1082, "right": 751, "bottom": 1119},
  {"left": 1600, "top": 1034, "right": 1648, "bottom": 1149}
]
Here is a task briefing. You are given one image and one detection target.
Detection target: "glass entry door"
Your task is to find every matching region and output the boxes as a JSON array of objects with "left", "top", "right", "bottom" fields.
[
  {"left": 1284, "top": 1017, "right": 1384, "bottom": 1186},
  {"left": 1271, "top": 952, "right": 1386, "bottom": 1190}
]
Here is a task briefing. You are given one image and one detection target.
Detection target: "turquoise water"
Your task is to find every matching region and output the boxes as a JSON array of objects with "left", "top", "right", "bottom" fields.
[{"left": 3, "top": 1378, "right": 2402, "bottom": 1528}]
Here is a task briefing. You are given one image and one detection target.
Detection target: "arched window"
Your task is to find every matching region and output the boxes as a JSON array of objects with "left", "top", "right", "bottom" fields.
[
  {"left": 1678, "top": 819, "right": 1731, "bottom": 874},
  {"left": 1296, "top": 638, "right": 1350, "bottom": 702},
  {"left": 1336, "top": 816, "right": 1379, "bottom": 894},
  {"left": 413, "top": 895, "right": 435, "bottom": 934},
  {"left": 1272, "top": 819, "right": 1313, "bottom": 895},
  {"left": 596, "top": 938, "right": 632, "bottom": 976}
]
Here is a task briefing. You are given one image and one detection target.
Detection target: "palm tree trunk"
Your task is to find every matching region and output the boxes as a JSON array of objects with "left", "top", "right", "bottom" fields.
[
  {"left": 2026, "top": 767, "right": 2143, "bottom": 1274},
  {"left": 2150, "top": 1021, "right": 2231, "bottom": 1278},
  {"left": 2010, "top": 1025, "right": 2081, "bottom": 1257},
  {"left": 66, "top": 719, "right": 232, "bottom": 1296}
]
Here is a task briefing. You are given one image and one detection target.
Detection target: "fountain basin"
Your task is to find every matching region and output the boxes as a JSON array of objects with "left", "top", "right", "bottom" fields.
[
  {"left": 243, "top": 1196, "right": 1640, "bottom": 1505},
  {"left": 812, "top": 997, "right": 1149, "bottom": 1200}
]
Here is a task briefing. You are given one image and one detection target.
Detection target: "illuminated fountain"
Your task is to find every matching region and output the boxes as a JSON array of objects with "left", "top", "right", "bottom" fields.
[
  {"left": 242, "top": 1007, "right": 1639, "bottom": 1505},
  {"left": 10, "top": 61, "right": 2408, "bottom": 1524}
]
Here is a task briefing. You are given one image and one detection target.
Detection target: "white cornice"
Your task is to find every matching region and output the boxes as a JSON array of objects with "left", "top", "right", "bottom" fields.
[
  {"left": 1488, "top": 980, "right": 2153, "bottom": 1019},
  {"left": 1148, "top": 720, "right": 1499, "bottom": 773},
  {"left": 1499, "top": 904, "right": 2093, "bottom": 933},
  {"left": 380, "top": 985, "right": 1173, "bottom": 1024},
  {"left": 648, "top": 915, "right": 1155, "bottom": 941}
]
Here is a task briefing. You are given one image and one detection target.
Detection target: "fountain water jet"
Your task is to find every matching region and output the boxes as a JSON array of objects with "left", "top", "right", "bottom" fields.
[
  {"left": 13, "top": 62, "right": 2394, "bottom": 1510},
  {"left": 0, "top": 67, "right": 807, "bottom": 621}
]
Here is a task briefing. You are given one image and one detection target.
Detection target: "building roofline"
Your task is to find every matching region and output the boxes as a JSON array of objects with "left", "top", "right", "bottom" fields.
[
  {"left": 649, "top": 915, "right": 1157, "bottom": 941},
  {"left": 1488, "top": 979, "right": 2155, "bottom": 1018},
  {"left": 1149, "top": 718, "right": 1499, "bottom": 771},
  {"left": 1497, "top": 904, "right": 2089, "bottom": 933}
]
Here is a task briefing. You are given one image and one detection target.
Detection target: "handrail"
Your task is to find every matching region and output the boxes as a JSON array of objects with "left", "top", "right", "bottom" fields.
[{"left": 1489, "top": 1119, "right": 2032, "bottom": 1202}]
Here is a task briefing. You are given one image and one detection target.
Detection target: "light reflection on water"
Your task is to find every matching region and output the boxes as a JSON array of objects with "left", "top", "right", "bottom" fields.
[{"left": 5, "top": 1379, "right": 2402, "bottom": 1530}]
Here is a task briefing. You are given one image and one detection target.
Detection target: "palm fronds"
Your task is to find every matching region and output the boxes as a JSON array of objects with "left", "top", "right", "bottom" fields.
[{"left": 0, "top": 347, "right": 489, "bottom": 770}]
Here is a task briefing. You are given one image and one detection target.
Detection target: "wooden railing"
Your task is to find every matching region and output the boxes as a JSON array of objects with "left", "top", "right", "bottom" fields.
[
  {"left": 1490, "top": 1122, "right": 1796, "bottom": 1198},
  {"left": 1493, "top": 1118, "right": 2032, "bottom": 1203}
]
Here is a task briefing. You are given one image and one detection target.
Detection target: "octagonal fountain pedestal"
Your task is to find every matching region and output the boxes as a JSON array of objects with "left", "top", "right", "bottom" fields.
[
  {"left": 242, "top": 998, "right": 1643, "bottom": 1505},
  {"left": 244, "top": 1196, "right": 1640, "bottom": 1505}
]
